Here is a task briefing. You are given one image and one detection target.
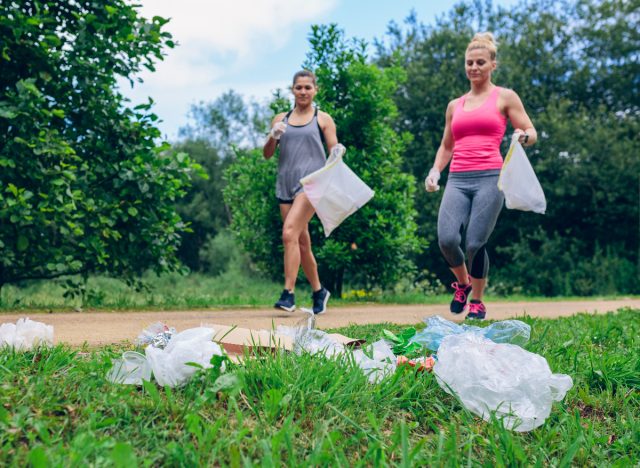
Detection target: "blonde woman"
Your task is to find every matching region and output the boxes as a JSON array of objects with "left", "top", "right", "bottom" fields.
[{"left": 425, "top": 33, "right": 537, "bottom": 319}]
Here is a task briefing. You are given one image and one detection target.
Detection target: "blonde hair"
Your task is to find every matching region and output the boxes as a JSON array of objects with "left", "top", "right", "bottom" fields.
[{"left": 466, "top": 32, "right": 497, "bottom": 60}]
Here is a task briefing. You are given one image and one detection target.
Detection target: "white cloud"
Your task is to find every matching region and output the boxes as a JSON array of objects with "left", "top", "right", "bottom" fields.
[{"left": 122, "top": 0, "right": 338, "bottom": 138}]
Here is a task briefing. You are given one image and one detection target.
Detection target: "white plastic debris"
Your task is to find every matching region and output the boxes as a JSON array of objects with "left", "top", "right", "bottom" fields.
[
  {"left": 108, "top": 325, "right": 225, "bottom": 388},
  {"left": 351, "top": 339, "right": 397, "bottom": 384},
  {"left": 279, "top": 318, "right": 396, "bottom": 384},
  {"left": 145, "top": 327, "right": 225, "bottom": 387},
  {"left": 434, "top": 333, "right": 573, "bottom": 432},
  {"left": 0, "top": 318, "right": 53, "bottom": 350},
  {"left": 106, "top": 351, "right": 152, "bottom": 385}
]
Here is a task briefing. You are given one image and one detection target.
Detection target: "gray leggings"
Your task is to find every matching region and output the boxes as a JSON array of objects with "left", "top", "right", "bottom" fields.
[{"left": 437, "top": 170, "right": 504, "bottom": 279}]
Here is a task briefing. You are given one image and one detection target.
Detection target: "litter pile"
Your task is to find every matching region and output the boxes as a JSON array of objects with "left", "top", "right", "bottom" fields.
[
  {"left": 0, "top": 312, "right": 571, "bottom": 431},
  {"left": 0, "top": 318, "right": 53, "bottom": 350},
  {"left": 107, "top": 323, "right": 225, "bottom": 388}
]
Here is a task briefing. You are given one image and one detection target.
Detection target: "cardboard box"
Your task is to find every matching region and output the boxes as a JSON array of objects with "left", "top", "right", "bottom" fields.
[{"left": 206, "top": 323, "right": 365, "bottom": 356}]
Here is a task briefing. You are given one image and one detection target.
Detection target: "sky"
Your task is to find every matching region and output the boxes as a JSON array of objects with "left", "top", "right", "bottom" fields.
[{"left": 121, "top": 0, "right": 519, "bottom": 140}]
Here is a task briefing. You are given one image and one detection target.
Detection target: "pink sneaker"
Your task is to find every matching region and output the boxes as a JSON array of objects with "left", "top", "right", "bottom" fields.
[
  {"left": 450, "top": 281, "right": 472, "bottom": 314},
  {"left": 466, "top": 300, "right": 487, "bottom": 320}
]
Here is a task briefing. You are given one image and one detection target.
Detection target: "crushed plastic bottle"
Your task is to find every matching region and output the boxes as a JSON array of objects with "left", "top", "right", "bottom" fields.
[
  {"left": 434, "top": 333, "right": 573, "bottom": 432},
  {"left": 409, "top": 315, "right": 531, "bottom": 351}
]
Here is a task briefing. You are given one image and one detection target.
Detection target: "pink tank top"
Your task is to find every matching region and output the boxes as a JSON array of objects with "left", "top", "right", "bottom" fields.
[{"left": 450, "top": 86, "right": 507, "bottom": 172}]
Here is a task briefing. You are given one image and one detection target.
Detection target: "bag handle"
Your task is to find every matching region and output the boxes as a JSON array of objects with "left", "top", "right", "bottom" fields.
[{"left": 326, "top": 144, "right": 346, "bottom": 166}]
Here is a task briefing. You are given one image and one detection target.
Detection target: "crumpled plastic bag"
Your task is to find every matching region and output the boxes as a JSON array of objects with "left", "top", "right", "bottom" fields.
[
  {"left": 278, "top": 319, "right": 395, "bottom": 383},
  {"left": 0, "top": 318, "right": 54, "bottom": 350},
  {"left": 106, "top": 351, "right": 152, "bottom": 385},
  {"left": 409, "top": 315, "right": 530, "bottom": 351},
  {"left": 145, "top": 327, "right": 225, "bottom": 387},
  {"left": 434, "top": 333, "right": 573, "bottom": 432},
  {"left": 352, "top": 340, "right": 397, "bottom": 384}
]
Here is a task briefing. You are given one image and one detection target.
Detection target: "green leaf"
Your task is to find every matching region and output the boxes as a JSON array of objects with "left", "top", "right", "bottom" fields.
[
  {"left": 16, "top": 235, "right": 29, "bottom": 251},
  {"left": 110, "top": 443, "right": 137, "bottom": 468},
  {"left": 28, "top": 447, "right": 49, "bottom": 468},
  {"left": 127, "top": 207, "right": 138, "bottom": 217}
]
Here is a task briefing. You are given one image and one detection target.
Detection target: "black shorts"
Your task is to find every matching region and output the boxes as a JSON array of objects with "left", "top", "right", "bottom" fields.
[{"left": 277, "top": 198, "right": 294, "bottom": 205}]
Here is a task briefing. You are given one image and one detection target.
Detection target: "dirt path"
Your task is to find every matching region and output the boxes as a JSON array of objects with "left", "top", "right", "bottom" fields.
[{"left": 1, "top": 298, "right": 637, "bottom": 346}]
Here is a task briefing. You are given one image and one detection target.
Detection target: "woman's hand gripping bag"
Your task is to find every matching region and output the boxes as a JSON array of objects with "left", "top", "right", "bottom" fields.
[
  {"left": 498, "top": 134, "right": 546, "bottom": 214},
  {"left": 301, "top": 145, "right": 374, "bottom": 236}
]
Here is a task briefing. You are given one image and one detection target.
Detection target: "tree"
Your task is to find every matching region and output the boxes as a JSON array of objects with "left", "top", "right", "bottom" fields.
[
  {"left": 224, "top": 25, "right": 421, "bottom": 296},
  {"left": 0, "top": 1, "right": 201, "bottom": 292},
  {"left": 174, "top": 91, "right": 274, "bottom": 272}
]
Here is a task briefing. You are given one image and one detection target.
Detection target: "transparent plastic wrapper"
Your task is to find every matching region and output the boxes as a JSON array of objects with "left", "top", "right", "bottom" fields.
[
  {"left": 434, "top": 333, "right": 573, "bottom": 432},
  {"left": 300, "top": 146, "right": 374, "bottom": 236},
  {"left": 498, "top": 134, "right": 546, "bottom": 214},
  {"left": 409, "top": 315, "right": 530, "bottom": 351},
  {"left": 106, "top": 351, "right": 152, "bottom": 385},
  {"left": 145, "top": 327, "right": 225, "bottom": 388},
  {"left": 278, "top": 321, "right": 345, "bottom": 357},
  {"left": 136, "top": 321, "right": 176, "bottom": 349},
  {"left": 351, "top": 340, "right": 396, "bottom": 384},
  {"left": 279, "top": 319, "right": 395, "bottom": 383},
  {"left": 0, "top": 318, "right": 54, "bottom": 350}
]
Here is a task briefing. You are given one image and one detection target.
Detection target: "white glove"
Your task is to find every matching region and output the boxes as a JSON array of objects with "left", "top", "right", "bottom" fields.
[
  {"left": 329, "top": 143, "right": 346, "bottom": 159},
  {"left": 270, "top": 121, "right": 287, "bottom": 140},
  {"left": 425, "top": 167, "right": 441, "bottom": 192}
]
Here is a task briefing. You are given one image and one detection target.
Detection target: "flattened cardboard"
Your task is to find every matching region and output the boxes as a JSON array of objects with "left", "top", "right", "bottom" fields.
[{"left": 205, "top": 323, "right": 364, "bottom": 355}]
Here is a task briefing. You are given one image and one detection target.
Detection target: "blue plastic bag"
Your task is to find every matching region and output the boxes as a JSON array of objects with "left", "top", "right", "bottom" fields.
[{"left": 409, "top": 315, "right": 530, "bottom": 351}]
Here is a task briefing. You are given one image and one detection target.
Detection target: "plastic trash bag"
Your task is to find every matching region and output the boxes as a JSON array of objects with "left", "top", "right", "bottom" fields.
[
  {"left": 0, "top": 318, "right": 54, "bottom": 350},
  {"left": 279, "top": 319, "right": 395, "bottom": 383},
  {"left": 277, "top": 323, "right": 345, "bottom": 358},
  {"left": 300, "top": 146, "right": 374, "bottom": 236},
  {"left": 498, "top": 134, "right": 546, "bottom": 214},
  {"left": 409, "top": 315, "right": 530, "bottom": 351},
  {"left": 352, "top": 340, "right": 396, "bottom": 384},
  {"left": 145, "top": 327, "right": 225, "bottom": 387},
  {"left": 106, "top": 351, "right": 152, "bottom": 385},
  {"left": 434, "top": 333, "right": 573, "bottom": 432}
]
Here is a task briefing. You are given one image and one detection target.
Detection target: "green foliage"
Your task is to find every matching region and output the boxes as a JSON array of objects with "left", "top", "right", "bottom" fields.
[
  {"left": 0, "top": 310, "right": 638, "bottom": 464},
  {"left": 0, "top": 1, "right": 200, "bottom": 288},
  {"left": 174, "top": 91, "right": 273, "bottom": 273},
  {"left": 225, "top": 25, "right": 422, "bottom": 295},
  {"left": 376, "top": 0, "right": 640, "bottom": 293}
]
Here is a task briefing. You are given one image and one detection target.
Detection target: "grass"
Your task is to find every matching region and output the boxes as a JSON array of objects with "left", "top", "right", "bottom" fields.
[
  {"left": 0, "top": 271, "right": 635, "bottom": 312},
  {"left": 0, "top": 309, "right": 638, "bottom": 465}
]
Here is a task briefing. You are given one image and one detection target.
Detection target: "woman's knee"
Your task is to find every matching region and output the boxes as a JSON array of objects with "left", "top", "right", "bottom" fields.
[
  {"left": 438, "top": 235, "right": 460, "bottom": 255},
  {"left": 282, "top": 225, "right": 300, "bottom": 245},
  {"left": 298, "top": 230, "right": 312, "bottom": 254},
  {"left": 465, "top": 240, "right": 486, "bottom": 260}
]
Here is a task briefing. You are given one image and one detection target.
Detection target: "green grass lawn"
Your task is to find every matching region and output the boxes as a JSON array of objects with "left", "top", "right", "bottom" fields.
[
  {"left": 1, "top": 309, "right": 638, "bottom": 465},
  {"left": 0, "top": 271, "right": 635, "bottom": 312}
]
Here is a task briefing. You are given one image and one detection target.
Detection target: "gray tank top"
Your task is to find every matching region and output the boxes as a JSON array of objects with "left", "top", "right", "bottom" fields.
[{"left": 276, "top": 108, "right": 326, "bottom": 200}]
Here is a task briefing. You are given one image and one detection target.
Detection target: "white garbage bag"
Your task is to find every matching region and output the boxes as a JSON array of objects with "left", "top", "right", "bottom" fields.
[
  {"left": 498, "top": 134, "right": 546, "bottom": 214},
  {"left": 145, "top": 327, "right": 225, "bottom": 387},
  {"left": 300, "top": 146, "right": 374, "bottom": 236},
  {"left": 0, "top": 318, "right": 54, "bottom": 350},
  {"left": 106, "top": 351, "right": 152, "bottom": 385},
  {"left": 434, "top": 333, "right": 573, "bottom": 432},
  {"left": 351, "top": 339, "right": 396, "bottom": 384}
]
